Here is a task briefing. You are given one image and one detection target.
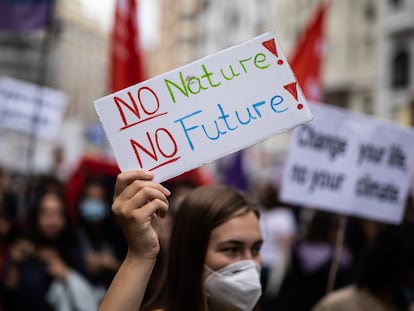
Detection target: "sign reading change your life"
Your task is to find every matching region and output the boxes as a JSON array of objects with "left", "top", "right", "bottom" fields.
[
  {"left": 280, "top": 104, "right": 414, "bottom": 224},
  {"left": 94, "top": 31, "right": 313, "bottom": 182}
]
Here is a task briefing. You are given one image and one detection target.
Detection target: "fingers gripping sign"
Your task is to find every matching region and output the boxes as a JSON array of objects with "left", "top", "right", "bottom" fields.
[{"left": 112, "top": 170, "right": 171, "bottom": 259}]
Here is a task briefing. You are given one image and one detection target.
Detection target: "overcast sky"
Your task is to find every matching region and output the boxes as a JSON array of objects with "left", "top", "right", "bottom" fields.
[{"left": 78, "top": 0, "right": 159, "bottom": 48}]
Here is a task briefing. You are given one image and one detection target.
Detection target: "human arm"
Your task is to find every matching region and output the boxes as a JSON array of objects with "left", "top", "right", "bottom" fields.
[
  {"left": 98, "top": 170, "right": 170, "bottom": 311},
  {"left": 2, "top": 239, "right": 34, "bottom": 289}
]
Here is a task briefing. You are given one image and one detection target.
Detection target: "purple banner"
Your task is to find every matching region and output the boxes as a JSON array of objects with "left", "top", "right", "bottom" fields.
[
  {"left": 0, "top": 0, "right": 51, "bottom": 31},
  {"left": 224, "top": 150, "right": 248, "bottom": 191}
]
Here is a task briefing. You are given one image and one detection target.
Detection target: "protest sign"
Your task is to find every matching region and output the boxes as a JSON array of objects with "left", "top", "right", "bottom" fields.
[
  {"left": 0, "top": 76, "right": 67, "bottom": 140},
  {"left": 94, "top": 31, "right": 313, "bottom": 182},
  {"left": 280, "top": 103, "right": 414, "bottom": 224}
]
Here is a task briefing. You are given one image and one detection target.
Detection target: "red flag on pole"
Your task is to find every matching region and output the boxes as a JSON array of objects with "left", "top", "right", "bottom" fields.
[
  {"left": 289, "top": 1, "right": 329, "bottom": 102},
  {"left": 110, "top": 0, "right": 145, "bottom": 93}
]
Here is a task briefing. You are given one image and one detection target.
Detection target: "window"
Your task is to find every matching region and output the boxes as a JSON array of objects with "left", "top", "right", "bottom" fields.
[
  {"left": 389, "top": 0, "right": 402, "bottom": 7},
  {"left": 365, "top": 1, "right": 376, "bottom": 21},
  {"left": 391, "top": 48, "right": 410, "bottom": 88},
  {"left": 362, "top": 94, "right": 374, "bottom": 114}
]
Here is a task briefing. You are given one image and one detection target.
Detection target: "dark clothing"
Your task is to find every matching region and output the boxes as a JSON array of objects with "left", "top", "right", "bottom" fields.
[
  {"left": 3, "top": 256, "right": 54, "bottom": 311},
  {"left": 2, "top": 252, "right": 87, "bottom": 311},
  {"left": 272, "top": 241, "right": 353, "bottom": 311}
]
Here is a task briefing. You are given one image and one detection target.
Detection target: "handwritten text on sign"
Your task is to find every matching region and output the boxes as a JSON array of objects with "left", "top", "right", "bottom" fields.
[
  {"left": 94, "top": 32, "right": 313, "bottom": 182},
  {"left": 0, "top": 76, "right": 67, "bottom": 140},
  {"left": 280, "top": 103, "right": 414, "bottom": 224}
]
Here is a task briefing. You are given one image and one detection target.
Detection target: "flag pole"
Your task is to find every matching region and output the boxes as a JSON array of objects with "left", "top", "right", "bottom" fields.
[
  {"left": 25, "top": 0, "right": 57, "bottom": 177},
  {"left": 326, "top": 214, "right": 348, "bottom": 293}
]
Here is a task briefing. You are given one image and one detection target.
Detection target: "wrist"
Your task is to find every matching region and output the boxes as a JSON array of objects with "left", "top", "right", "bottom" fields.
[
  {"left": 122, "top": 252, "right": 157, "bottom": 285},
  {"left": 60, "top": 267, "right": 70, "bottom": 281},
  {"left": 125, "top": 250, "right": 158, "bottom": 264}
]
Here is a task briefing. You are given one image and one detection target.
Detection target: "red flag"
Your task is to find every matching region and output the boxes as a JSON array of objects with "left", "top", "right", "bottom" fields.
[
  {"left": 289, "top": 1, "right": 329, "bottom": 102},
  {"left": 110, "top": 0, "right": 145, "bottom": 92}
]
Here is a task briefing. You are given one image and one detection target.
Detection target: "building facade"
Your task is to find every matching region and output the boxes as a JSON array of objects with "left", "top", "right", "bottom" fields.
[
  {"left": 54, "top": 0, "right": 108, "bottom": 124},
  {"left": 152, "top": 0, "right": 383, "bottom": 118},
  {"left": 379, "top": 0, "right": 414, "bottom": 125},
  {"left": 0, "top": 0, "right": 109, "bottom": 173},
  {"left": 147, "top": 0, "right": 205, "bottom": 77},
  {"left": 269, "top": 0, "right": 381, "bottom": 115},
  {"left": 151, "top": 0, "right": 410, "bottom": 183},
  {"left": 148, "top": 0, "right": 271, "bottom": 76}
]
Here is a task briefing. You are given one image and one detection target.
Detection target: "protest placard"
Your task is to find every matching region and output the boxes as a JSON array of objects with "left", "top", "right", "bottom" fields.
[
  {"left": 280, "top": 103, "right": 414, "bottom": 224},
  {"left": 94, "top": 31, "right": 313, "bottom": 182},
  {"left": 0, "top": 76, "right": 67, "bottom": 140}
]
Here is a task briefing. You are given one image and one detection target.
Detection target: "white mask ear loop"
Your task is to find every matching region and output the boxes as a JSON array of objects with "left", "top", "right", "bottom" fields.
[
  {"left": 204, "top": 264, "right": 215, "bottom": 274},
  {"left": 203, "top": 265, "right": 218, "bottom": 299}
]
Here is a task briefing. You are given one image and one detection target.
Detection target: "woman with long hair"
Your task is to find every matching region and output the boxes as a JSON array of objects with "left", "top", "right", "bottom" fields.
[
  {"left": 98, "top": 170, "right": 263, "bottom": 311},
  {"left": 2, "top": 189, "right": 98, "bottom": 311}
]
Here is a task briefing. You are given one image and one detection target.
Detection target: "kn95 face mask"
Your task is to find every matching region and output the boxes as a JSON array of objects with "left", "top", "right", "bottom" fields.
[{"left": 204, "top": 260, "right": 262, "bottom": 311}]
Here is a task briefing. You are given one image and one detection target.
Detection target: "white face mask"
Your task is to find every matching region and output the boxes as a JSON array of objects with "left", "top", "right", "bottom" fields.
[{"left": 204, "top": 260, "right": 262, "bottom": 311}]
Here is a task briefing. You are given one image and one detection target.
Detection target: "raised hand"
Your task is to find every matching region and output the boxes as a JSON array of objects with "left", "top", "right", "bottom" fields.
[
  {"left": 98, "top": 170, "right": 171, "bottom": 311},
  {"left": 111, "top": 170, "right": 170, "bottom": 259}
]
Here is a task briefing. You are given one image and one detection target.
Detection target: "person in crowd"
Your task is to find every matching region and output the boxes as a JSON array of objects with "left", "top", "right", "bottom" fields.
[
  {"left": 312, "top": 223, "right": 414, "bottom": 311},
  {"left": 0, "top": 168, "right": 20, "bottom": 311},
  {"left": 256, "top": 181, "right": 296, "bottom": 311},
  {"left": 403, "top": 194, "right": 414, "bottom": 224},
  {"left": 0, "top": 167, "right": 20, "bottom": 241},
  {"left": 344, "top": 217, "right": 388, "bottom": 273},
  {"left": 75, "top": 177, "right": 125, "bottom": 301},
  {"left": 0, "top": 168, "right": 20, "bottom": 244},
  {"left": 98, "top": 170, "right": 263, "bottom": 311},
  {"left": 1, "top": 189, "right": 98, "bottom": 311},
  {"left": 275, "top": 210, "right": 354, "bottom": 311},
  {"left": 26, "top": 174, "right": 65, "bottom": 207}
]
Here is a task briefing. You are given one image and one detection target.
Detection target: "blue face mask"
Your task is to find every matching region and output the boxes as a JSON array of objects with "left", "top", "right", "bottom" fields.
[{"left": 79, "top": 198, "right": 109, "bottom": 222}]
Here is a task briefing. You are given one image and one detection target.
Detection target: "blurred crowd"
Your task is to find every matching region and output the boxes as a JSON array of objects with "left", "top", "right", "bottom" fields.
[
  {"left": 257, "top": 182, "right": 414, "bottom": 311},
  {"left": 0, "top": 160, "right": 125, "bottom": 311},
  {"left": 0, "top": 160, "right": 413, "bottom": 311}
]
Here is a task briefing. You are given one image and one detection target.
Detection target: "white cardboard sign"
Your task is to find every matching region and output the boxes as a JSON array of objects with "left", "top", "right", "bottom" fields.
[
  {"left": 0, "top": 76, "right": 67, "bottom": 140},
  {"left": 94, "top": 32, "right": 313, "bottom": 182},
  {"left": 280, "top": 103, "right": 414, "bottom": 224}
]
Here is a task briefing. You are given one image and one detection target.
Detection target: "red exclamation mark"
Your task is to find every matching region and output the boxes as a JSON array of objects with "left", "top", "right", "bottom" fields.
[
  {"left": 262, "top": 38, "right": 284, "bottom": 65},
  {"left": 284, "top": 82, "right": 304, "bottom": 110}
]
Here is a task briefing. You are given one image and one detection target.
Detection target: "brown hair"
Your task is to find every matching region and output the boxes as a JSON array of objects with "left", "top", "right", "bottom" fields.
[
  {"left": 143, "top": 184, "right": 259, "bottom": 311},
  {"left": 28, "top": 190, "right": 80, "bottom": 267}
]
